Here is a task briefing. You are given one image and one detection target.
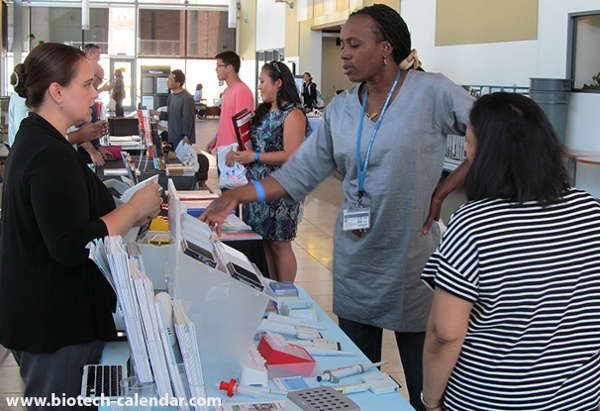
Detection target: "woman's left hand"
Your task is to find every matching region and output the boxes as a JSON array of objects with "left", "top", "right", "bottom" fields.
[
  {"left": 234, "top": 150, "right": 255, "bottom": 165},
  {"left": 423, "top": 193, "right": 442, "bottom": 234}
]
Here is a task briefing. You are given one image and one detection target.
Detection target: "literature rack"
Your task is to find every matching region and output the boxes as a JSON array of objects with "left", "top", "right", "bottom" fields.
[
  {"left": 90, "top": 237, "right": 209, "bottom": 410},
  {"left": 166, "top": 180, "right": 273, "bottom": 388}
]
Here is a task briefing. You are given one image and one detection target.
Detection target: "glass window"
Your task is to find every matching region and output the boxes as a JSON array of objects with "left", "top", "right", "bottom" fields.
[
  {"left": 568, "top": 11, "right": 600, "bottom": 91},
  {"left": 27, "top": 7, "right": 110, "bottom": 51},
  {"left": 108, "top": 8, "right": 135, "bottom": 56},
  {"left": 138, "top": 9, "right": 234, "bottom": 58}
]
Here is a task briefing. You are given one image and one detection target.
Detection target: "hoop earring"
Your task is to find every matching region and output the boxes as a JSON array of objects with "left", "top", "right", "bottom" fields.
[{"left": 383, "top": 56, "right": 388, "bottom": 66}]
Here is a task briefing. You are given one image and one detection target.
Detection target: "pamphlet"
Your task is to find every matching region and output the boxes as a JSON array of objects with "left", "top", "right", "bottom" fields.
[
  {"left": 175, "top": 140, "right": 200, "bottom": 172},
  {"left": 232, "top": 108, "right": 253, "bottom": 151},
  {"left": 119, "top": 174, "right": 159, "bottom": 203}
]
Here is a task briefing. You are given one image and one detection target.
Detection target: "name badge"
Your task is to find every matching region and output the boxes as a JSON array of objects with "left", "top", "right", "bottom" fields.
[{"left": 343, "top": 207, "right": 371, "bottom": 231}]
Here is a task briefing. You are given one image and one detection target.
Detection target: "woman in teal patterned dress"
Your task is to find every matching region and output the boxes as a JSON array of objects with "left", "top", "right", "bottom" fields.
[{"left": 234, "top": 61, "right": 309, "bottom": 282}]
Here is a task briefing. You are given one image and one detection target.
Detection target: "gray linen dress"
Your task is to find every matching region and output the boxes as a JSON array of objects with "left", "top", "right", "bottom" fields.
[{"left": 272, "top": 71, "right": 474, "bottom": 332}]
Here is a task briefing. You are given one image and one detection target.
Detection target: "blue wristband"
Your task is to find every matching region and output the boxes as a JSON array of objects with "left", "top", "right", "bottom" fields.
[
  {"left": 254, "top": 152, "right": 261, "bottom": 164},
  {"left": 252, "top": 180, "right": 266, "bottom": 202}
]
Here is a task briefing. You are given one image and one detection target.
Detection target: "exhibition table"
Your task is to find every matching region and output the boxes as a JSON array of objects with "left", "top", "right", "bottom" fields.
[{"left": 98, "top": 286, "right": 414, "bottom": 410}]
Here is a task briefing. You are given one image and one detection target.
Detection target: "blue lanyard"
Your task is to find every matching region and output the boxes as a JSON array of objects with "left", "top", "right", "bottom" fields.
[{"left": 355, "top": 71, "right": 401, "bottom": 203}]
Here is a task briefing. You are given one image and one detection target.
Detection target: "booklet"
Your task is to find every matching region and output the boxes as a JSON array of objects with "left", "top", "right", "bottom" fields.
[
  {"left": 232, "top": 108, "right": 253, "bottom": 151},
  {"left": 175, "top": 140, "right": 200, "bottom": 172},
  {"left": 119, "top": 174, "right": 159, "bottom": 203}
]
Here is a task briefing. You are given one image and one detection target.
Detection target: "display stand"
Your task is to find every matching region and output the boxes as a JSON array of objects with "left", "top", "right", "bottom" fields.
[{"left": 166, "top": 179, "right": 273, "bottom": 388}]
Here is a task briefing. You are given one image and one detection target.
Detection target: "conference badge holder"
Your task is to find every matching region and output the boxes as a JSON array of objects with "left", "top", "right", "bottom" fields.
[{"left": 343, "top": 206, "right": 371, "bottom": 231}]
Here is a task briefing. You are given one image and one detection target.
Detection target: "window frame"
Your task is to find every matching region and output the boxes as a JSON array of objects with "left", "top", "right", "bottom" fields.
[{"left": 567, "top": 10, "right": 600, "bottom": 93}]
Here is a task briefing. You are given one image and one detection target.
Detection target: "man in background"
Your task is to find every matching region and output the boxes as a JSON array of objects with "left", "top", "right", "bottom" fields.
[
  {"left": 150, "top": 69, "right": 209, "bottom": 186},
  {"left": 83, "top": 43, "right": 113, "bottom": 94},
  {"left": 205, "top": 51, "right": 254, "bottom": 176},
  {"left": 75, "top": 61, "right": 110, "bottom": 166},
  {"left": 150, "top": 69, "right": 196, "bottom": 149}
]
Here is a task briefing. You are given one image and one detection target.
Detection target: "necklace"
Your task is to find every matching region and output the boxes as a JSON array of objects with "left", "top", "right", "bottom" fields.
[{"left": 364, "top": 95, "right": 387, "bottom": 120}]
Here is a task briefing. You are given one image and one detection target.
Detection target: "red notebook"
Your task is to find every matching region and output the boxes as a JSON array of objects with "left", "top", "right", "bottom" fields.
[{"left": 231, "top": 108, "right": 253, "bottom": 151}]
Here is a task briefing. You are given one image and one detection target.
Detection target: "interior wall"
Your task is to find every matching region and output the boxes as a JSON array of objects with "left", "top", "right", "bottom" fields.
[
  {"left": 436, "top": 0, "right": 538, "bottom": 46},
  {"left": 238, "top": 0, "right": 257, "bottom": 62},
  {"left": 255, "top": 0, "right": 286, "bottom": 51},
  {"left": 321, "top": 36, "right": 355, "bottom": 102},
  {"left": 402, "top": 0, "right": 600, "bottom": 197},
  {"left": 284, "top": 0, "right": 300, "bottom": 58},
  {"left": 298, "top": 20, "right": 323, "bottom": 89}
]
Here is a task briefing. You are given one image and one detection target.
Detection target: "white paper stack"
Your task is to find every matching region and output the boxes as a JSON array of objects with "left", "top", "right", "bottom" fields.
[
  {"left": 175, "top": 140, "right": 200, "bottom": 172},
  {"left": 154, "top": 296, "right": 189, "bottom": 410},
  {"left": 104, "top": 236, "right": 153, "bottom": 383},
  {"left": 129, "top": 262, "right": 173, "bottom": 397},
  {"left": 172, "top": 299, "right": 208, "bottom": 411}
]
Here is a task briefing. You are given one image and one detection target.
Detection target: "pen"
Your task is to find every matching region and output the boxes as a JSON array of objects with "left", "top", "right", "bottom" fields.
[{"left": 218, "top": 379, "right": 287, "bottom": 398}]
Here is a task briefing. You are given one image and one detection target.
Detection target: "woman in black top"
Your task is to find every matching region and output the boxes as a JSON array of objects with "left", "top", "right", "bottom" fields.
[
  {"left": 301, "top": 71, "right": 317, "bottom": 111},
  {"left": 0, "top": 43, "right": 162, "bottom": 410}
]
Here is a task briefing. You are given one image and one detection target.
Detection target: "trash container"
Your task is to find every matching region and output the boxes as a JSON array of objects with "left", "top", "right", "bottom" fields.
[{"left": 529, "top": 78, "right": 572, "bottom": 145}]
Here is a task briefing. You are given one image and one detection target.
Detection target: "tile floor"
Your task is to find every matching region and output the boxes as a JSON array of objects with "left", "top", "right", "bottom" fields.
[{"left": 0, "top": 117, "right": 467, "bottom": 409}]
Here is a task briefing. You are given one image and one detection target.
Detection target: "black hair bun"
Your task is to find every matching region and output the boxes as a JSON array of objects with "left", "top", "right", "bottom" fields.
[{"left": 10, "top": 63, "right": 27, "bottom": 99}]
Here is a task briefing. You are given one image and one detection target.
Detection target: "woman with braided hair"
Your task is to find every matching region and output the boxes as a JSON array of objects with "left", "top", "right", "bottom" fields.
[{"left": 200, "top": 5, "right": 474, "bottom": 409}]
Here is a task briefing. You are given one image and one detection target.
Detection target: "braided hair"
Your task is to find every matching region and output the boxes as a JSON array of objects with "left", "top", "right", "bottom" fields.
[{"left": 350, "top": 4, "right": 411, "bottom": 65}]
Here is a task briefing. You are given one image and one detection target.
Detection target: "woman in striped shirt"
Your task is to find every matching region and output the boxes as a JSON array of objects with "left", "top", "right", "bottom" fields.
[{"left": 421, "top": 92, "right": 600, "bottom": 411}]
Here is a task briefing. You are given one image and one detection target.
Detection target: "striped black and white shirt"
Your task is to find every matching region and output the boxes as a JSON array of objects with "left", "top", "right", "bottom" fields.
[{"left": 422, "top": 188, "right": 600, "bottom": 411}]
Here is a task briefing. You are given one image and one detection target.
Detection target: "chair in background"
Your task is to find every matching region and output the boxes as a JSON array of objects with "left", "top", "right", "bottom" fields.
[{"left": 195, "top": 98, "right": 207, "bottom": 119}]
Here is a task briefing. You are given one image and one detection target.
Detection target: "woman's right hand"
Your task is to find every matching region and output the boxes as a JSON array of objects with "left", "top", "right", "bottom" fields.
[
  {"left": 128, "top": 182, "right": 163, "bottom": 225},
  {"left": 199, "top": 190, "right": 240, "bottom": 236}
]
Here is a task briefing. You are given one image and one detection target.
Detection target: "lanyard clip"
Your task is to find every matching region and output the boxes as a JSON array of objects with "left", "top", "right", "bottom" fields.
[{"left": 357, "top": 190, "right": 364, "bottom": 206}]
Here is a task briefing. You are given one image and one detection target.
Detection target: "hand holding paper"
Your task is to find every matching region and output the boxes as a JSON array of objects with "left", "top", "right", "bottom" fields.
[{"left": 175, "top": 140, "right": 200, "bottom": 172}]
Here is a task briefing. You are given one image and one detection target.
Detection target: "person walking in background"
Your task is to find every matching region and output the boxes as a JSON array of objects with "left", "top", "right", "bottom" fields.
[
  {"left": 421, "top": 92, "right": 600, "bottom": 411},
  {"left": 111, "top": 68, "right": 125, "bottom": 117},
  {"left": 0, "top": 43, "right": 162, "bottom": 411},
  {"left": 200, "top": 5, "right": 474, "bottom": 409},
  {"left": 301, "top": 72, "right": 317, "bottom": 112},
  {"left": 233, "top": 61, "right": 309, "bottom": 282},
  {"left": 204, "top": 51, "right": 254, "bottom": 186}
]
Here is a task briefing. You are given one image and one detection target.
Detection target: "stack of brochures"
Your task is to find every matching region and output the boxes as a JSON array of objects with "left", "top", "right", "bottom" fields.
[
  {"left": 173, "top": 299, "right": 209, "bottom": 411},
  {"left": 100, "top": 237, "right": 153, "bottom": 384},
  {"left": 89, "top": 236, "right": 208, "bottom": 409}
]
